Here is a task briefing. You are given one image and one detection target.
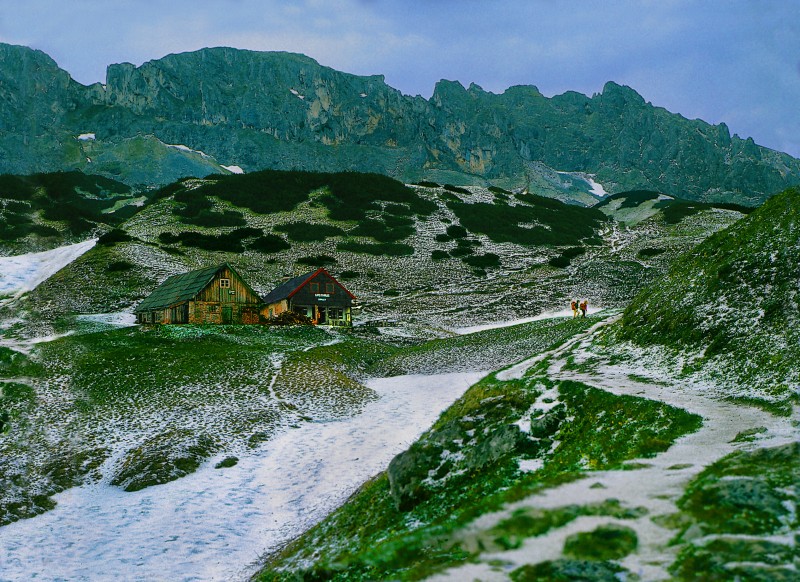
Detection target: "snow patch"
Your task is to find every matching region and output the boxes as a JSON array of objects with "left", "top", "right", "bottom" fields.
[
  {"left": 163, "top": 142, "right": 212, "bottom": 159},
  {"left": 584, "top": 175, "right": 607, "bottom": 197},
  {"left": 75, "top": 312, "right": 137, "bottom": 327},
  {"left": 454, "top": 307, "right": 598, "bottom": 335},
  {"left": 0, "top": 371, "right": 485, "bottom": 581},
  {"left": 222, "top": 165, "right": 244, "bottom": 174},
  {"left": 518, "top": 459, "right": 544, "bottom": 473},
  {"left": 289, "top": 88, "right": 305, "bottom": 100},
  {"left": 77, "top": 133, "right": 96, "bottom": 141},
  {"left": 0, "top": 239, "right": 97, "bottom": 299}
]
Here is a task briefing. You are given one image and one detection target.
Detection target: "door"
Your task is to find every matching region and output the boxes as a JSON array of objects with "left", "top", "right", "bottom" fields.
[{"left": 222, "top": 306, "right": 233, "bottom": 324}]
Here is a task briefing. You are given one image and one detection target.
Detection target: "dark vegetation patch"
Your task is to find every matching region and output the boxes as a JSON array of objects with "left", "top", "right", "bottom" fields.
[
  {"left": 462, "top": 253, "right": 500, "bottom": 269},
  {"left": 107, "top": 260, "right": 134, "bottom": 272},
  {"left": 563, "top": 524, "right": 638, "bottom": 561},
  {"left": 249, "top": 234, "right": 291, "bottom": 253},
  {"left": 111, "top": 431, "right": 218, "bottom": 492},
  {"left": 338, "top": 270, "right": 359, "bottom": 280},
  {"left": 511, "top": 559, "right": 631, "bottom": 582},
  {"left": 488, "top": 186, "right": 513, "bottom": 195},
  {"left": 336, "top": 241, "right": 415, "bottom": 257},
  {"left": 0, "top": 171, "right": 133, "bottom": 239},
  {"left": 172, "top": 190, "right": 247, "bottom": 227},
  {"left": 548, "top": 246, "right": 585, "bottom": 268},
  {"left": 159, "top": 228, "right": 264, "bottom": 253},
  {"left": 446, "top": 224, "right": 468, "bottom": 238},
  {"left": 166, "top": 170, "right": 436, "bottom": 222},
  {"left": 449, "top": 194, "right": 606, "bottom": 247},
  {"left": 97, "top": 228, "right": 135, "bottom": 246},
  {"left": 443, "top": 184, "right": 471, "bottom": 195},
  {"left": 656, "top": 199, "right": 753, "bottom": 225},
  {"left": 274, "top": 222, "right": 346, "bottom": 242},
  {"left": 431, "top": 250, "right": 449, "bottom": 260},
  {"left": 414, "top": 181, "right": 440, "bottom": 188},
  {"left": 215, "top": 456, "right": 239, "bottom": 469},
  {"left": 637, "top": 247, "right": 666, "bottom": 259},
  {"left": 296, "top": 255, "right": 336, "bottom": 266}
]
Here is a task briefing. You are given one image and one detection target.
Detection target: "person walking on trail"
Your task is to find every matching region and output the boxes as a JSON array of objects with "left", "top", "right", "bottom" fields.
[
  {"left": 579, "top": 299, "right": 588, "bottom": 318},
  {"left": 571, "top": 299, "right": 579, "bottom": 318}
]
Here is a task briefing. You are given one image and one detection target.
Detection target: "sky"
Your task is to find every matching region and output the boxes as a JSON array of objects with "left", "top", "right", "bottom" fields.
[{"left": 2, "top": 0, "right": 799, "bottom": 157}]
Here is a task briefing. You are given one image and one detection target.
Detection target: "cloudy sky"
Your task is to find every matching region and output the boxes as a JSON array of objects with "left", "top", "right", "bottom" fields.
[{"left": 2, "top": 0, "right": 798, "bottom": 157}]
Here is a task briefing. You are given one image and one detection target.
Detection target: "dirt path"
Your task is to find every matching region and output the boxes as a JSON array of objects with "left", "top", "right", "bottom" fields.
[{"left": 430, "top": 317, "right": 796, "bottom": 581}]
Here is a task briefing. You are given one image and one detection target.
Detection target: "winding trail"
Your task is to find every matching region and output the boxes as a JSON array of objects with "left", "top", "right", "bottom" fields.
[{"left": 430, "top": 316, "right": 797, "bottom": 581}]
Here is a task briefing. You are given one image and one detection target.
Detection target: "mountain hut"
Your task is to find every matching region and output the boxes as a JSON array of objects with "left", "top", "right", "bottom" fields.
[
  {"left": 134, "top": 263, "right": 263, "bottom": 324},
  {"left": 262, "top": 267, "right": 356, "bottom": 327}
]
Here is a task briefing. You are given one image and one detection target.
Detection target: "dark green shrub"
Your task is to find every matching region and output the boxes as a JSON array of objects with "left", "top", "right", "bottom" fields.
[
  {"left": 637, "top": 247, "right": 666, "bottom": 259},
  {"left": 449, "top": 195, "right": 606, "bottom": 247},
  {"left": 415, "top": 181, "right": 440, "bottom": 188},
  {"left": 463, "top": 253, "right": 500, "bottom": 268},
  {"left": 107, "top": 260, "right": 134, "bottom": 272},
  {"left": 339, "top": 270, "right": 359, "bottom": 280},
  {"left": 431, "top": 250, "right": 450, "bottom": 260},
  {"left": 249, "top": 235, "right": 290, "bottom": 253},
  {"left": 98, "top": 229, "right": 134, "bottom": 246},
  {"left": 435, "top": 233, "right": 452, "bottom": 243},
  {"left": 446, "top": 225, "right": 468, "bottom": 238},
  {"left": 449, "top": 246, "right": 474, "bottom": 257},
  {"left": 296, "top": 255, "right": 336, "bottom": 266},
  {"left": 548, "top": 256, "right": 571, "bottom": 268},
  {"left": 444, "top": 184, "right": 471, "bottom": 195}
]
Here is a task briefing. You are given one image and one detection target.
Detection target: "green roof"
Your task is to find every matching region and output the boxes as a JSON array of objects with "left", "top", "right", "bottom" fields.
[{"left": 135, "top": 264, "right": 224, "bottom": 312}]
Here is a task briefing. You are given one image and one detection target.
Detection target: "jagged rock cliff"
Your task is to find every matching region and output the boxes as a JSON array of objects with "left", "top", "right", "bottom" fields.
[{"left": 2, "top": 43, "right": 799, "bottom": 203}]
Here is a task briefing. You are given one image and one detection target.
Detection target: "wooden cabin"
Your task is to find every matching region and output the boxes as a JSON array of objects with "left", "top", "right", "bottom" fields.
[
  {"left": 262, "top": 267, "right": 356, "bottom": 327},
  {"left": 135, "top": 263, "right": 263, "bottom": 324}
]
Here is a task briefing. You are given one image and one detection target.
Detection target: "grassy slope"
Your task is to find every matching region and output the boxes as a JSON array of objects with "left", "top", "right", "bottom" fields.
[
  {"left": 13, "top": 171, "right": 743, "bottom": 341},
  {"left": 0, "top": 324, "right": 391, "bottom": 525},
  {"left": 257, "top": 319, "right": 702, "bottom": 581},
  {"left": 620, "top": 186, "right": 800, "bottom": 413}
]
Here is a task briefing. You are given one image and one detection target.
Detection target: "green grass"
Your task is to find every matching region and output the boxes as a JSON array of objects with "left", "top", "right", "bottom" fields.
[
  {"left": 258, "top": 349, "right": 702, "bottom": 581},
  {"left": 563, "top": 524, "right": 638, "bottom": 561},
  {"left": 669, "top": 442, "right": 799, "bottom": 580},
  {"left": 0, "top": 324, "right": 384, "bottom": 526}
]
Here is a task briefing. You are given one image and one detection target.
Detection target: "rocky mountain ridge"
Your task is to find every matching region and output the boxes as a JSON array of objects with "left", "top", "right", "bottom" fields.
[{"left": 2, "top": 43, "right": 799, "bottom": 204}]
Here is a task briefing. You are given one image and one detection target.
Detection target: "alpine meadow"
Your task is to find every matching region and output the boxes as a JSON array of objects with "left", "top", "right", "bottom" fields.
[{"left": 0, "top": 34, "right": 798, "bottom": 582}]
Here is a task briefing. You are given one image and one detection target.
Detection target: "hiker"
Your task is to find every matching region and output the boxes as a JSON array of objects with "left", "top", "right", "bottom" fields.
[
  {"left": 571, "top": 299, "right": 579, "bottom": 318},
  {"left": 580, "top": 299, "right": 588, "bottom": 318}
]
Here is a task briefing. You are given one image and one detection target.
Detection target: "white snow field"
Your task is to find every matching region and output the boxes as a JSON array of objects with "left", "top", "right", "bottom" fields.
[
  {"left": 0, "top": 239, "right": 97, "bottom": 299},
  {"left": 0, "top": 371, "right": 485, "bottom": 582}
]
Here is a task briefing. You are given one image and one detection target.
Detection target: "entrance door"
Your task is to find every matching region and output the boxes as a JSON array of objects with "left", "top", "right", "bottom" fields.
[{"left": 222, "top": 306, "right": 233, "bottom": 324}]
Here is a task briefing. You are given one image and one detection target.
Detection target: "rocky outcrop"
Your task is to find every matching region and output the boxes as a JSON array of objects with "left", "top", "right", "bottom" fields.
[{"left": 1, "top": 43, "right": 799, "bottom": 203}]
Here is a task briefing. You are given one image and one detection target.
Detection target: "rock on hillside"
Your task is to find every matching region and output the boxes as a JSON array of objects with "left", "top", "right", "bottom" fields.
[
  {"left": 1, "top": 43, "right": 799, "bottom": 203},
  {"left": 621, "top": 186, "right": 800, "bottom": 410}
]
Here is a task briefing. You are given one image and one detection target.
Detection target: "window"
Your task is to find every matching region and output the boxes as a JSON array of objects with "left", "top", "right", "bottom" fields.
[
  {"left": 219, "top": 278, "right": 231, "bottom": 288},
  {"left": 325, "top": 283, "right": 334, "bottom": 294},
  {"left": 310, "top": 282, "right": 320, "bottom": 293}
]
